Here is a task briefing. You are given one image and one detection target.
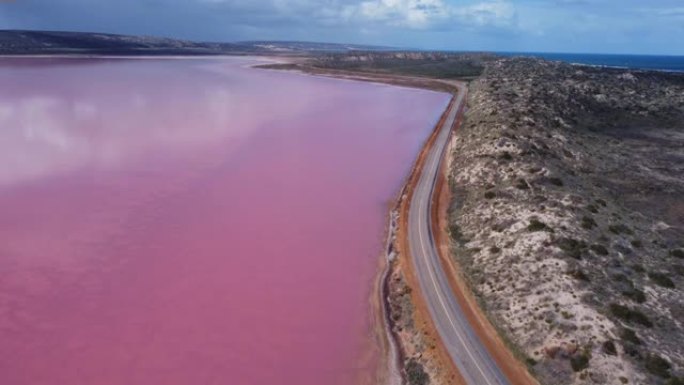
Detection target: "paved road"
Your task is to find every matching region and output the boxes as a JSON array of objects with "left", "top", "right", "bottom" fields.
[{"left": 407, "top": 83, "right": 510, "bottom": 385}]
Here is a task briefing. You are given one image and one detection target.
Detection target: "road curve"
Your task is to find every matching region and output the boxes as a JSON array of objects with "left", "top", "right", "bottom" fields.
[{"left": 407, "top": 83, "right": 510, "bottom": 385}]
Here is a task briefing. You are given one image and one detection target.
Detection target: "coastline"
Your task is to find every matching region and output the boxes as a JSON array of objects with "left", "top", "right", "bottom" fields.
[
  {"left": 257, "top": 60, "right": 497, "bottom": 385},
  {"left": 251, "top": 60, "right": 463, "bottom": 384}
]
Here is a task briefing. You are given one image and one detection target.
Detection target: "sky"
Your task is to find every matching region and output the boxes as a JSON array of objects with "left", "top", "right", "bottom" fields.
[{"left": 1, "top": 0, "right": 683, "bottom": 55}]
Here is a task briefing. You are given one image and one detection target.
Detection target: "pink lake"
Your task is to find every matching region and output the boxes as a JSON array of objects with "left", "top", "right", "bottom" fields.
[{"left": 0, "top": 57, "right": 450, "bottom": 385}]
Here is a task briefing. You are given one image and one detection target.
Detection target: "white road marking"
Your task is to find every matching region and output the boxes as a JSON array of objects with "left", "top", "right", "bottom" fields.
[{"left": 411, "top": 91, "right": 502, "bottom": 385}]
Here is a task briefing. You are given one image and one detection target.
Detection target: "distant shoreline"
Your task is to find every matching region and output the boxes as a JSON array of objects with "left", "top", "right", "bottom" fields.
[
  {"left": 3, "top": 29, "right": 684, "bottom": 74},
  {"left": 3, "top": 52, "right": 683, "bottom": 75},
  {"left": 496, "top": 51, "right": 684, "bottom": 73}
]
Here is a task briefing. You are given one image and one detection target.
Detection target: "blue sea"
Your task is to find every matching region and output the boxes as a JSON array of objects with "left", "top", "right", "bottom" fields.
[{"left": 497, "top": 52, "right": 684, "bottom": 73}]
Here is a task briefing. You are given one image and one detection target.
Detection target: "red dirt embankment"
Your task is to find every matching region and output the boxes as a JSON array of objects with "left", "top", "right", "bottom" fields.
[
  {"left": 392, "top": 94, "right": 467, "bottom": 385},
  {"left": 430, "top": 96, "right": 539, "bottom": 385}
]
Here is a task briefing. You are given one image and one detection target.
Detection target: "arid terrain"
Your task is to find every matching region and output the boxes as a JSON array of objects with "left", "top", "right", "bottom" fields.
[{"left": 448, "top": 58, "right": 684, "bottom": 384}]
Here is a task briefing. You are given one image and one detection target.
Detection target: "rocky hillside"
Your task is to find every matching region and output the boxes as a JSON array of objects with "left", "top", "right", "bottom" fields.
[
  {"left": 448, "top": 58, "right": 684, "bottom": 384},
  {"left": 310, "top": 51, "right": 497, "bottom": 79}
]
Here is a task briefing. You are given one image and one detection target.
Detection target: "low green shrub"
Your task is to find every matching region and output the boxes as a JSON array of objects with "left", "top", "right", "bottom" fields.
[
  {"left": 665, "top": 377, "right": 684, "bottom": 385},
  {"left": 590, "top": 244, "right": 609, "bottom": 256},
  {"left": 549, "top": 177, "right": 564, "bottom": 186},
  {"left": 670, "top": 249, "right": 684, "bottom": 259},
  {"left": 528, "top": 219, "right": 550, "bottom": 232},
  {"left": 570, "top": 352, "right": 590, "bottom": 372},
  {"left": 622, "top": 288, "right": 647, "bottom": 304},
  {"left": 644, "top": 354, "right": 671, "bottom": 378},
  {"left": 449, "top": 223, "right": 463, "bottom": 242},
  {"left": 620, "top": 328, "right": 641, "bottom": 345},
  {"left": 567, "top": 268, "right": 590, "bottom": 281},
  {"left": 602, "top": 340, "right": 617, "bottom": 355},
  {"left": 581, "top": 216, "right": 597, "bottom": 230},
  {"left": 648, "top": 272, "right": 675, "bottom": 288},
  {"left": 557, "top": 237, "right": 587, "bottom": 259},
  {"left": 609, "top": 303, "right": 653, "bottom": 327},
  {"left": 404, "top": 359, "right": 430, "bottom": 385},
  {"left": 609, "top": 224, "right": 634, "bottom": 235}
]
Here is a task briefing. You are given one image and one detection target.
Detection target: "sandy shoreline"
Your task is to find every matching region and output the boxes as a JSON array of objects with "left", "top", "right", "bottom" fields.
[{"left": 260, "top": 60, "right": 466, "bottom": 384}]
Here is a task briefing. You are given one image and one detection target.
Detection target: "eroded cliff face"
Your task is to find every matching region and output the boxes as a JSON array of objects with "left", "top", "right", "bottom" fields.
[{"left": 448, "top": 58, "right": 684, "bottom": 384}]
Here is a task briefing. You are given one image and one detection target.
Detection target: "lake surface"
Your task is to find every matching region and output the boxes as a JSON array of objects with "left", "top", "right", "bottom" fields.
[{"left": 0, "top": 57, "right": 450, "bottom": 385}]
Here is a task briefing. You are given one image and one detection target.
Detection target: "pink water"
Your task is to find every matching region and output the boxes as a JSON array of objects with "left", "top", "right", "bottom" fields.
[{"left": 0, "top": 57, "right": 450, "bottom": 385}]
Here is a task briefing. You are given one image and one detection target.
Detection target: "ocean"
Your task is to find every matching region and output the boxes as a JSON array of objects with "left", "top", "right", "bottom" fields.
[{"left": 497, "top": 52, "right": 684, "bottom": 73}]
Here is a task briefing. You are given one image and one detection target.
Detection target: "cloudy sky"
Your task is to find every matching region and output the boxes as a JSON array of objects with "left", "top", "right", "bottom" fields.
[{"left": 1, "top": 0, "right": 683, "bottom": 55}]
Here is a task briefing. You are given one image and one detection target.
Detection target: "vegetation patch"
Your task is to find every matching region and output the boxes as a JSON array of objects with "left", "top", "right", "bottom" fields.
[
  {"left": 581, "top": 215, "right": 597, "bottom": 230},
  {"left": 609, "top": 303, "right": 653, "bottom": 327},
  {"left": 528, "top": 218, "right": 551, "bottom": 232},
  {"left": 404, "top": 359, "right": 430, "bottom": 385},
  {"left": 666, "top": 377, "right": 684, "bottom": 385},
  {"left": 602, "top": 340, "right": 617, "bottom": 355},
  {"left": 620, "top": 328, "right": 641, "bottom": 345},
  {"left": 557, "top": 237, "right": 587, "bottom": 259},
  {"left": 609, "top": 224, "right": 634, "bottom": 235},
  {"left": 548, "top": 177, "right": 564, "bottom": 186},
  {"left": 567, "top": 268, "right": 590, "bottom": 282},
  {"left": 448, "top": 223, "right": 466, "bottom": 244},
  {"left": 648, "top": 272, "right": 675, "bottom": 288},
  {"left": 590, "top": 244, "right": 609, "bottom": 256},
  {"left": 670, "top": 249, "right": 684, "bottom": 259},
  {"left": 644, "top": 354, "right": 671, "bottom": 378},
  {"left": 570, "top": 352, "right": 591, "bottom": 372},
  {"left": 312, "top": 52, "right": 489, "bottom": 79},
  {"left": 622, "top": 288, "right": 647, "bottom": 304}
]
